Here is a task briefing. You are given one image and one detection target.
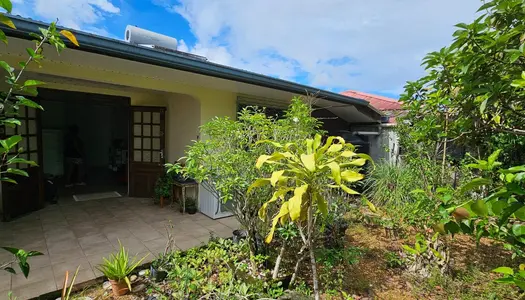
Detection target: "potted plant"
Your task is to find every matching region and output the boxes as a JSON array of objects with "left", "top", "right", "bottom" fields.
[
  {"left": 150, "top": 222, "right": 175, "bottom": 282},
  {"left": 150, "top": 255, "right": 169, "bottom": 282},
  {"left": 185, "top": 197, "right": 198, "bottom": 214},
  {"left": 154, "top": 174, "right": 172, "bottom": 207},
  {"left": 96, "top": 242, "right": 149, "bottom": 296}
]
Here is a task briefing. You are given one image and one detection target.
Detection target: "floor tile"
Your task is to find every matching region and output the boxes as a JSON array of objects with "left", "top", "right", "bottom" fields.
[
  {"left": 78, "top": 233, "right": 109, "bottom": 248},
  {"left": 81, "top": 241, "right": 115, "bottom": 256},
  {"left": 47, "top": 239, "right": 81, "bottom": 255},
  {"left": 71, "top": 224, "right": 101, "bottom": 238},
  {"left": 11, "top": 265, "right": 54, "bottom": 289},
  {"left": 1, "top": 197, "right": 235, "bottom": 299},
  {"left": 0, "top": 271, "right": 11, "bottom": 291},
  {"left": 110, "top": 237, "right": 147, "bottom": 255},
  {"left": 175, "top": 238, "right": 203, "bottom": 251},
  {"left": 54, "top": 267, "right": 95, "bottom": 291},
  {"left": 49, "top": 248, "right": 85, "bottom": 265},
  {"left": 130, "top": 228, "right": 163, "bottom": 242},
  {"left": 51, "top": 257, "right": 91, "bottom": 275},
  {"left": 10, "top": 278, "right": 57, "bottom": 299}
]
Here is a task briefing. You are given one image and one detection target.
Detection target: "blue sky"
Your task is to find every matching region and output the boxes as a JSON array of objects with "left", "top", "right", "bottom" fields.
[{"left": 12, "top": 0, "right": 482, "bottom": 99}]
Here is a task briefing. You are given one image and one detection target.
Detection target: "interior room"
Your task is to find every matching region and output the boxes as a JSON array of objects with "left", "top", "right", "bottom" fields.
[{"left": 39, "top": 89, "right": 129, "bottom": 200}]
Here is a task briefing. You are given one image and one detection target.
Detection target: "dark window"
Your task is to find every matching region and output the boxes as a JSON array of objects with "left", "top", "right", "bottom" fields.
[{"left": 237, "top": 104, "right": 285, "bottom": 119}]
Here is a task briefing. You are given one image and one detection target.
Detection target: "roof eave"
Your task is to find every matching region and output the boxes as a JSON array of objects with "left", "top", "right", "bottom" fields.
[{"left": 3, "top": 16, "right": 381, "bottom": 120}]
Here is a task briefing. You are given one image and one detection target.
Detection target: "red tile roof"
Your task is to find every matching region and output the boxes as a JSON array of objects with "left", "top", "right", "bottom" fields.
[{"left": 340, "top": 90, "right": 402, "bottom": 111}]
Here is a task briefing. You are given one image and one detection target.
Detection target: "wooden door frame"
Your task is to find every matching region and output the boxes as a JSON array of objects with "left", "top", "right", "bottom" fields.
[
  {"left": 128, "top": 106, "right": 167, "bottom": 197},
  {"left": 1, "top": 102, "right": 44, "bottom": 221}
]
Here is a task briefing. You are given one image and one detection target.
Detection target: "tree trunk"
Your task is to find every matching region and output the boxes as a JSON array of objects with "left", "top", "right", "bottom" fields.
[
  {"left": 289, "top": 245, "right": 307, "bottom": 287},
  {"left": 441, "top": 111, "right": 449, "bottom": 182},
  {"left": 272, "top": 242, "right": 286, "bottom": 279},
  {"left": 307, "top": 201, "right": 320, "bottom": 300},
  {"left": 248, "top": 228, "right": 258, "bottom": 272}
]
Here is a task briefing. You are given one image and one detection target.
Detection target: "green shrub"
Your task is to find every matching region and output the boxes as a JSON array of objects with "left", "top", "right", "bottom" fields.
[
  {"left": 385, "top": 251, "right": 404, "bottom": 269},
  {"left": 363, "top": 161, "right": 420, "bottom": 207}
]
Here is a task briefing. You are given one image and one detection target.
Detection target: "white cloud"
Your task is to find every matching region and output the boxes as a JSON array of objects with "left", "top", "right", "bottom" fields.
[
  {"left": 177, "top": 39, "right": 189, "bottom": 52},
  {"left": 12, "top": 0, "right": 119, "bottom": 32},
  {"left": 157, "top": 0, "right": 481, "bottom": 96}
]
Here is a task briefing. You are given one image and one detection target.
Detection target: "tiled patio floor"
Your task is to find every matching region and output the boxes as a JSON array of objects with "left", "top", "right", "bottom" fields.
[{"left": 0, "top": 197, "right": 239, "bottom": 299}]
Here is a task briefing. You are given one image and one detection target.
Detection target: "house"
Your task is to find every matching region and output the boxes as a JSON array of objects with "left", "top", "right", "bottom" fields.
[
  {"left": 0, "top": 17, "right": 382, "bottom": 220},
  {"left": 340, "top": 90, "right": 403, "bottom": 163}
]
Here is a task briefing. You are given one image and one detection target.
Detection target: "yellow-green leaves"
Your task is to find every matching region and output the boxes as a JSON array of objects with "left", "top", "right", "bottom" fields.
[
  {"left": 341, "top": 170, "right": 364, "bottom": 182},
  {"left": 256, "top": 152, "right": 291, "bottom": 168},
  {"left": 251, "top": 135, "right": 370, "bottom": 244},
  {"left": 270, "top": 170, "right": 285, "bottom": 186},
  {"left": 266, "top": 202, "right": 289, "bottom": 243},
  {"left": 319, "top": 136, "right": 345, "bottom": 155},
  {"left": 326, "top": 162, "right": 341, "bottom": 184},
  {"left": 248, "top": 178, "right": 270, "bottom": 193},
  {"left": 258, "top": 187, "right": 291, "bottom": 219},
  {"left": 59, "top": 30, "right": 79, "bottom": 47},
  {"left": 327, "top": 143, "right": 343, "bottom": 153},
  {"left": 313, "top": 134, "right": 322, "bottom": 151},
  {"left": 0, "top": 14, "right": 15, "bottom": 29},
  {"left": 289, "top": 184, "right": 308, "bottom": 221},
  {"left": 341, "top": 184, "right": 360, "bottom": 195},
  {"left": 345, "top": 158, "right": 367, "bottom": 167},
  {"left": 366, "top": 199, "right": 377, "bottom": 213},
  {"left": 256, "top": 155, "right": 272, "bottom": 169},
  {"left": 300, "top": 153, "right": 315, "bottom": 172},
  {"left": 315, "top": 192, "right": 328, "bottom": 216},
  {"left": 340, "top": 150, "right": 356, "bottom": 157},
  {"left": 306, "top": 138, "right": 314, "bottom": 154}
]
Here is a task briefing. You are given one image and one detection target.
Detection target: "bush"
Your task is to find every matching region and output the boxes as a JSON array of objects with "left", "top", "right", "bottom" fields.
[
  {"left": 149, "top": 238, "right": 284, "bottom": 299},
  {"left": 363, "top": 161, "right": 420, "bottom": 207},
  {"left": 167, "top": 97, "right": 323, "bottom": 264}
]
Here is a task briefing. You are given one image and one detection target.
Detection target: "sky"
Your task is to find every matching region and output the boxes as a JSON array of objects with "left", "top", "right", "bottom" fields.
[{"left": 10, "top": 0, "right": 482, "bottom": 98}]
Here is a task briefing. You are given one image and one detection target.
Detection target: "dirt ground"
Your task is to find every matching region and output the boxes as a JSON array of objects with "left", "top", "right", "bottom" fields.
[{"left": 344, "top": 223, "right": 523, "bottom": 300}]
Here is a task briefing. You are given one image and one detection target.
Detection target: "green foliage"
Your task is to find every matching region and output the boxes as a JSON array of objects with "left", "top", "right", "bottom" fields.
[
  {"left": 252, "top": 134, "right": 371, "bottom": 299},
  {"left": 364, "top": 161, "right": 420, "bottom": 207},
  {"left": 493, "top": 264, "right": 525, "bottom": 291},
  {"left": 154, "top": 172, "right": 173, "bottom": 200},
  {"left": 61, "top": 266, "right": 81, "bottom": 300},
  {"left": 0, "top": 247, "right": 43, "bottom": 277},
  {"left": 148, "top": 238, "right": 284, "bottom": 299},
  {"left": 0, "top": 0, "right": 77, "bottom": 280},
  {"left": 399, "top": 0, "right": 525, "bottom": 159},
  {"left": 167, "top": 97, "right": 322, "bottom": 259},
  {"left": 254, "top": 134, "right": 371, "bottom": 243},
  {"left": 385, "top": 251, "right": 404, "bottom": 269},
  {"left": 0, "top": 3, "right": 73, "bottom": 184},
  {"left": 316, "top": 246, "right": 364, "bottom": 294},
  {"left": 96, "top": 242, "right": 148, "bottom": 290},
  {"left": 412, "top": 265, "right": 519, "bottom": 300}
]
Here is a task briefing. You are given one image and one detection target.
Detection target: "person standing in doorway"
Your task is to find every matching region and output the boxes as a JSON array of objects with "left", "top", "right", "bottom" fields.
[{"left": 64, "top": 125, "right": 86, "bottom": 187}]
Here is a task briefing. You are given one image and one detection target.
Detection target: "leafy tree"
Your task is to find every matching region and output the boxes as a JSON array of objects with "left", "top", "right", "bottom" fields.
[
  {"left": 252, "top": 134, "right": 370, "bottom": 300},
  {"left": 0, "top": 0, "right": 78, "bottom": 278},
  {"left": 166, "top": 97, "right": 323, "bottom": 269},
  {"left": 399, "top": 0, "right": 525, "bottom": 163}
]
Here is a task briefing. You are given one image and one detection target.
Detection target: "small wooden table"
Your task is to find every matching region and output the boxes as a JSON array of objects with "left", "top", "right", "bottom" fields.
[{"left": 172, "top": 179, "right": 199, "bottom": 213}]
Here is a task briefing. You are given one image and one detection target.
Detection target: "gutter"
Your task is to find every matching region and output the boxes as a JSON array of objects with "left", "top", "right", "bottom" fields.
[{"left": 2, "top": 15, "right": 382, "bottom": 119}]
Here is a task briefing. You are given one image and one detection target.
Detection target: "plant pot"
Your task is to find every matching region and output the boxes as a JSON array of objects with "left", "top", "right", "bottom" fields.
[
  {"left": 232, "top": 229, "right": 248, "bottom": 243},
  {"left": 150, "top": 265, "right": 168, "bottom": 282},
  {"left": 109, "top": 279, "right": 129, "bottom": 296},
  {"left": 160, "top": 196, "right": 169, "bottom": 208},
  {"left": 186, "top": 206, "right": 197, "bottom": 214}
]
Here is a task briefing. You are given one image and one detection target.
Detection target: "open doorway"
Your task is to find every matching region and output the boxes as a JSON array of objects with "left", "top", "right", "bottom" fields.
[{"left": 38, "top": 89, "right": 130, "bottom": 202}]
